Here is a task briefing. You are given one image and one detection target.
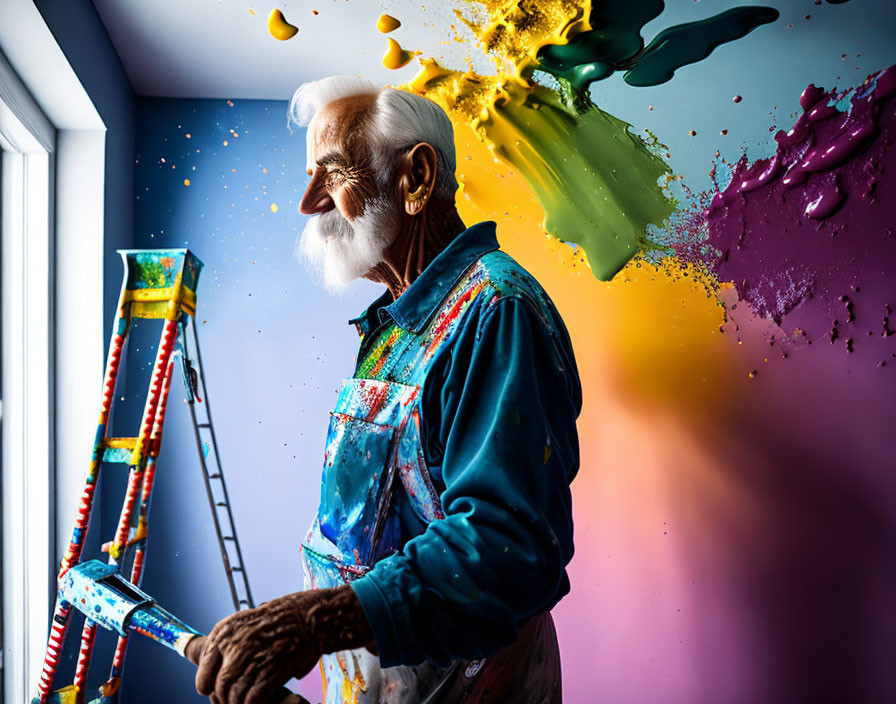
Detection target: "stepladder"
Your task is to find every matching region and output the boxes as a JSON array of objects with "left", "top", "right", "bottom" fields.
[{"left": 33, "top": 249, "right": 254, "bottom": 704}]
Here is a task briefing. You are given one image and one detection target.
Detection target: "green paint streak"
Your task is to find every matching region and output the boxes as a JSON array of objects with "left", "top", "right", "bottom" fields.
[
  {"left": 536, "top": 2, "right": 779, "bottom": 91},
  {"left": 624, "top": 7, "right": 780, "bottom": 87},
  {"left": 484, "top": 84, "right": 674, "bottom": 280}
]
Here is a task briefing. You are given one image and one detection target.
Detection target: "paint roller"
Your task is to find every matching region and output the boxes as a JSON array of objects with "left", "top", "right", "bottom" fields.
[{"left": 59, "top": 560, "right": 309, "bottom": 703}]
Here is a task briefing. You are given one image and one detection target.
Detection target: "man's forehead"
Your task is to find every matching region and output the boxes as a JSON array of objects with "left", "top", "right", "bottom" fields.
[{"left": 306, "top": 93, "right": 378, "bottom": 167}]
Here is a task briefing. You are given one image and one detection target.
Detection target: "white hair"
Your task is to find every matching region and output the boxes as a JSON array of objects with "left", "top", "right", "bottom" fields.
[
  {"left": 288, "top": 75, "right": 458, "bottom": 200},
  {"left": 289, "top": 75, "right": 460, "bottom": 293}
]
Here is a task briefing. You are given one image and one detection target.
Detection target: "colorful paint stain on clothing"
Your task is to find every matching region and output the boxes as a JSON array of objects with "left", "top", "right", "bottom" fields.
[{"left": 679, "top": 66, "right": 896, "bottom": 362}]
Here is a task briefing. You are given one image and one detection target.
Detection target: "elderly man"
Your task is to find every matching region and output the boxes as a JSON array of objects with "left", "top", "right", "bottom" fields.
[{"left": 186, "top": 76, "right": 582, "bottom": 704}]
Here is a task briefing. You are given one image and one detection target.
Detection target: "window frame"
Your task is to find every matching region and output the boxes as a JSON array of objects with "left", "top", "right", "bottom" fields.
[{"left": 0, "top": 46, "right": 56, "bottom": 704}]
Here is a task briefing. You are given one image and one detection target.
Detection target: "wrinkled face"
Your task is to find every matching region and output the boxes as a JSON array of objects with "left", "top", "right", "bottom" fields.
[{"left": 297, "top": 94, "right": 399, "bottom": 291}]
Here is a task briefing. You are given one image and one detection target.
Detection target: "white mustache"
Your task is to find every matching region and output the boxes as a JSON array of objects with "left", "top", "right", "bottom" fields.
[{"left": 295, "top": 197, "right": 398, "bottom": 292}]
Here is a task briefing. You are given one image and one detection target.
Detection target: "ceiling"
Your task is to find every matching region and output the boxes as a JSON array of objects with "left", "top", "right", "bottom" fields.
[{"left": 91, "top": 0, "right": 475, "bottom": 100}]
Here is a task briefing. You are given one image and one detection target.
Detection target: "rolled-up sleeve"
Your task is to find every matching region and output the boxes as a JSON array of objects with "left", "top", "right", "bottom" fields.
[{"left": 350, "top": 294, "right": 582, "bottom": 668}]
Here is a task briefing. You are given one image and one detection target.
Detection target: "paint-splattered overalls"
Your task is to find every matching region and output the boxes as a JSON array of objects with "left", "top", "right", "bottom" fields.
[{"left": 300, "top": 246, "right": 564, "bottom": 704}]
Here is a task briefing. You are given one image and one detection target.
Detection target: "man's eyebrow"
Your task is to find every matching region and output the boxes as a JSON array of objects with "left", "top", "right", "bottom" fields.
[{"left": 316, "top": 152, "right": 348, "bottom": 167}]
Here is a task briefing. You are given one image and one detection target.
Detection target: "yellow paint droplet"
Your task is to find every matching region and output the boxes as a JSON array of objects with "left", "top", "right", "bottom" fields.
[
  {"left": 268, "top": 8, "right": 298, "bottom": 41},
  {"left": 377, "top": 13, "right": 401, "bottom": 33},
  {"left": 249, "top": 8, "right": 256, "bottom": 15},
  {"left": 184, "top": 179, "right": 190, "bottom": 186},
  {"left": 270, "top": 203, "right": 279, "bottom": 213},
  {"left": 185, "top": 133, "right": 191, "bottom": 138},
  {"left": 748, "top": 370, "right": 757, "bottom": 379},
  {"left": 223, "top": 140, "right": 229, "bottom": 146},
  {"left": 382, "top": 37, "right": 420, "bottom": 70}
]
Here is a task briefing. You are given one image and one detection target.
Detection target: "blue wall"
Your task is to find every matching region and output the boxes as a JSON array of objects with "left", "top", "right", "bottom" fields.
[{"left": 124, "top": 97, "right": 384, "bottom": 702}]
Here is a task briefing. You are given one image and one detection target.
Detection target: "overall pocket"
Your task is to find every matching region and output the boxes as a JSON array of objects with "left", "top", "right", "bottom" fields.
[{"left": 317, "top": 411, "right": 397, "bottom": 566}]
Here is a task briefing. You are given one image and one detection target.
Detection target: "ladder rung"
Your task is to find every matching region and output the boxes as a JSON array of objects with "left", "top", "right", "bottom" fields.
[
  {"left": 105, "top": 437, "right": 138, "bottom": 449},
  {"left": 209, "top": 473, "right": 222, "bottom": 479},
  {"left": 103, "top": 437, "right": 139, "bottom": 464},
  {"left": 197, "top": 423, "right": 211, "bottom": 428},
  {"left": 216, "top": 501, "right": 228, "bottom": 507},
  {"left": 231, "top": 566, "right": 243, "bottom": 572},
  {"left": 239, "top": 599, "right": 249, "bottom": 605},
  {"left": 224, "top": 536, "right": 235, "bottom": 541},
  {"left": 100, "top": 523, "right": 147, "bottom": 553}
]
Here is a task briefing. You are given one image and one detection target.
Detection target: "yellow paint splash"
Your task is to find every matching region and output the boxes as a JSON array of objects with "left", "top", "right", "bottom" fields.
[
  {"left": 270, "top": 203, "right": 279, "bottom": 213},
  {"left": 377, "top": 13, "right": 401, "bottom": 33},
  {"left": 268, "top": 8, "right": 298, "bottom": 41},
  {"left": 382, "top": 38, "right": 420, "bottom": 70},
  {"left": 183, "top": 178, "right": 191, "bottom": 187},
  {"left": 381, "top": 1, "right": 674, "bottom": 280},
  {"left": 450, "top": 123, "right": 730, "bottom": 417},
  {"left": 372, "top": 0, "right": 730, "bottom": 408}
]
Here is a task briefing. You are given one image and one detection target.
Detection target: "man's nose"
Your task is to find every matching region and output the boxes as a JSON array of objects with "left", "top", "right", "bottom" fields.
[{"left": 299, "top": 174, "right": 335, "bottom": 216}]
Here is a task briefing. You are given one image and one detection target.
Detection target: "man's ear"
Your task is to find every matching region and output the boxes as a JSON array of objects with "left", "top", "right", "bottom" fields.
[{"left": 396, "top": 142, "right": 438, "bottom": 216}]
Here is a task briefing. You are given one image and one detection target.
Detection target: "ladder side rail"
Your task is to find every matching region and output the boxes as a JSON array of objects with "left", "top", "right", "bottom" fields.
[
  {"left": 107, "top": 318, "right": 178, "bottom": 566},
  {"left": 189, "top": 322, "right": 255, "bottom": 609},
  {"left": 183, "top": 317, "right": 242, "bottom": 611},
  {"left": 34, "top": 306, "right": 131, "bottom": 704},
  {"left": 72, "top": 317, "right": 178, "bottom": 698},
  {"left": 105, "top": 355, "right": 177, "bottom": 695},
  {"left": 186, "top": 390, "right": 242, "bottom": 612}
]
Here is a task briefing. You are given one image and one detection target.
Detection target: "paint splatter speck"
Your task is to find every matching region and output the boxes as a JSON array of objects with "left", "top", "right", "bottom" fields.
[
  {"left": 383, "top": 38, "right": 420, "bottom": 70},
  {"left": 268, "top": 9, "right": 298, "bottom": 41},
  {"left": 183, "top": 179, "right": 190, "bottom": 187},
  {"left": 377, "top": 14, "right": 401, "bottom": 33},
  {"left": 222, "top": 140, "right": 229, "bottom": 146},
  {"left": 270, "top": 203, "right": 279, "bottom": 213},
  {"left": 689, "top": 130, "right": 697, "bottom": 136},
  {"left": 733, "top": 95, "right": 742, "bottom": 103}
]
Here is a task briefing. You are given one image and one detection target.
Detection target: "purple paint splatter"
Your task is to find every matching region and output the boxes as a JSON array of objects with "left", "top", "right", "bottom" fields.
[{"left": 677, "top": 66, "right": 896, "bottom": 364}]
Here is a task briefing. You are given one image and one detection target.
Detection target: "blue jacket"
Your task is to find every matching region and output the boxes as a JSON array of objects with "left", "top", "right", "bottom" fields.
[{"left": 343, "top": 220, "right": 583, "bottom": 668}]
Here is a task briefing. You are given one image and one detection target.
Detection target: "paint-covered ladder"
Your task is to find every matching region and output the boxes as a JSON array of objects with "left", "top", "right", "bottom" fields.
[{"left": 32, "top": 249, "right": 254, "bottom": 704}]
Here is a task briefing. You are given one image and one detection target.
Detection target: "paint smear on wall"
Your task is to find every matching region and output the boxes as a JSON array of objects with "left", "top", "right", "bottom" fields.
[
  {"left": 384, "top": 1, "right": 892, "bottom": 368},
  {"left": 662, "top": 66, "right": 895, "bottom": 365},
  {"left": 386, "top": 0, "right": 778, "bottom": 280}
]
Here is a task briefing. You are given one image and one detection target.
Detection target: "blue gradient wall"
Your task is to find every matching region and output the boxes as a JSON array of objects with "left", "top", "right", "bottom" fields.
[{"left": 124, "top": 97, "right": 379, "bottom": 703}]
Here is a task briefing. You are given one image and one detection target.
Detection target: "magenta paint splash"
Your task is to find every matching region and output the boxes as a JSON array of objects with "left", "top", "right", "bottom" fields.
[{"left": 682, "top": 66, "right": 895, "bottom": 364}]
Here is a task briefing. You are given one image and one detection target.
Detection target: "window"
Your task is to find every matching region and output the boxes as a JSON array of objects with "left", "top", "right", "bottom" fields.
[{"left": 0, "top": 46, "right": 55, "bottom": 703}]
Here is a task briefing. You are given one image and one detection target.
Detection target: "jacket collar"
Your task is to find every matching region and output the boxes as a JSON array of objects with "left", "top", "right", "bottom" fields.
[{"left": 348, "top": 220, "right": 499, "bottom": 335}]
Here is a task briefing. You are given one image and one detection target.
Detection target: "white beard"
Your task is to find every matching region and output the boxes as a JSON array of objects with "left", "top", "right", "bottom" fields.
[{"left": 296, "top": 195, "right": 399, "bottom": 293}]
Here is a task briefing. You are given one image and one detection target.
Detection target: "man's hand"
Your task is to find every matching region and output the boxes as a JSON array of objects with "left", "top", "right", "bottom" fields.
[{"left": 186, "top": 585, "right": 376, "bottom": 704}]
